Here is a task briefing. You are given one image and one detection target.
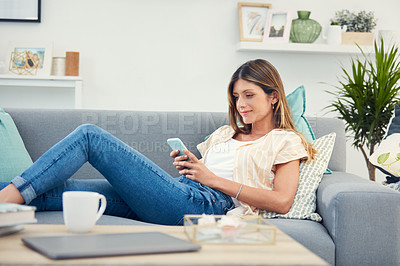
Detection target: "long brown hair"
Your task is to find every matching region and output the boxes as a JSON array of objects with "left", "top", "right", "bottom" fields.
[{"left": 227, "top": 59, "right": 316, "bottom": 161}]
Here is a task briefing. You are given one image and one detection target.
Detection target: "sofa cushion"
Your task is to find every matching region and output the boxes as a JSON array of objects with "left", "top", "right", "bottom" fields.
[
  {"left": 268, "top": 218, "right": 334, "bottom": 265},
  {"left": 286, "top": 87, "right": 333, "bottom": 174},
  {"left": 370, "top": 104, "right": 400, "bottom": 183},
  {"left": 0, "top": 108, "right": 33, "bottom": 182},
  {"left": 286, "top": 85, "right": 315, "bottom": 142},
  {"left": 261, "top": 132, "right": 336, "bottom": 221},
  {"left": 316, "top": 172, "right": 400, "bottom": 266},
  {"left": 369, "top": 133, "right": 400, "bottom": 178}
]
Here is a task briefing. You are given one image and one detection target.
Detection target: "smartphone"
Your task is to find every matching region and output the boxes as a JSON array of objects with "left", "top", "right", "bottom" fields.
[{"left": 167, "top": 138, "right": 188, "bottom": 158}]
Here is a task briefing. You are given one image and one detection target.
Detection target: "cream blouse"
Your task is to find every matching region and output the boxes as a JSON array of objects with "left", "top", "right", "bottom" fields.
[{"left": 197, "top": 125, "right": 308, "bottom": 216}]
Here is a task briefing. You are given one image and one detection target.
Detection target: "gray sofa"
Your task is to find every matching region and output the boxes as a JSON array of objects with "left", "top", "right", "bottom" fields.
[{"left": 5, "top": 108, "right": 400, "bottom": 266}]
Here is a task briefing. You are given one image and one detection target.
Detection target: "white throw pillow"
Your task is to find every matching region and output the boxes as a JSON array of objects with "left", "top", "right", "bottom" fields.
[
  {"left": 261, "top": 132, "right": 336, "bottom": 222},
  {"left": 369, "top": 133, "right": 400, "bottom": 177}
]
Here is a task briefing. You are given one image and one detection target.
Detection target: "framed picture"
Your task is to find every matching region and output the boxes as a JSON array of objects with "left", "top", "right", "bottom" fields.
[
  {"left": 0, "top": 0, "right": 41, "bottom": 23},
  {"left": 238, "top": 2, "right": 272, "bottom": 42},
  {"left": 263, "top": 10, "right": 293, "bottom": 43},
  {"left": 7, "top": 42, "right": 53, "bottom": 76}
]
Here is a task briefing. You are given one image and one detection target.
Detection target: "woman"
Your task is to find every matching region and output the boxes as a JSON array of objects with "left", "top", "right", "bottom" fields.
[{"left": 0, "top": 59, "right": 316, "bottom": 225}]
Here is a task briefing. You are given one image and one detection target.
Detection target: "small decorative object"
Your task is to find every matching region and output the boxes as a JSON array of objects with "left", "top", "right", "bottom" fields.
[
  {"left": 51, "top": 57, "right": 66, "bottom": 76},
  {"left": 238, "top": 2, "right": 272, "bottom": 42},
  {"left": 8, "top": 51, "right": 38, "bottom": 75},
  {"left": 198, "top": 213, "right": 216, "bottom": 225},
  {"left": 184, "top": 214, "right": 276, "bottom": 245},
  {"left": 322, "top": 24, "right": 347, "bottom": 45},
  {"left": 331, "top": 10, "right": 377, "bottom": 46},
  {"left": 217, "top": 216, "right": 244, "bottom": 241},
  {"left": 289, "top": 11, "right": 321, "bottom": 43},
  {"left": 65, "top": 51, "right": 79, "bottom": 76},
  {"left": 332, "top": 10, "right": 377, "bottom": 32},
  {"left": 263, "top": 10, "right": 293, "bottom": 43},
  {"left": 196, "top": 214, "right": 219, "bottom": 235},
  {"left": 326, "top": 38, "right": 400, "bottom": 181},
  {"left": 342, "top": 31, "right": 375, "bottom": 46},
  {"left": 6, "top": 42, "right": 53, "bottom": 76}
]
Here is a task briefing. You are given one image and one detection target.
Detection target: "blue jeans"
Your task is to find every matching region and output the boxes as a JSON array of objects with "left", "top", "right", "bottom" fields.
[{"left": 0, "top": 124, "right": 234, "bottom": 225}]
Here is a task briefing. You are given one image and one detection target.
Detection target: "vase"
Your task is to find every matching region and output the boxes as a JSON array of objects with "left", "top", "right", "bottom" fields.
[{"left": 290, "top": 11, "right": 322, "bottom": 43}]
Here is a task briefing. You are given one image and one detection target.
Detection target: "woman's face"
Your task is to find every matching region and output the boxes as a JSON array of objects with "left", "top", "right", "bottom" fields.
[{"left": 232, "top": 79, "right": 277, "bottom": 127}]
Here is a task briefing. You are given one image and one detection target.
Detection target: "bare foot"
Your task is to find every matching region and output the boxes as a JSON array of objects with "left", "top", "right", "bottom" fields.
[{"left": 0, "top": 184, "right": 24, "bottom": 204}]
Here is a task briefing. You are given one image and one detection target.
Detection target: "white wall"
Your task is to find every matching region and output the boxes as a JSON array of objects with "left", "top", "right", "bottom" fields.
[{"left": 1, "top": 0, "right": 400, "bottom": 182}]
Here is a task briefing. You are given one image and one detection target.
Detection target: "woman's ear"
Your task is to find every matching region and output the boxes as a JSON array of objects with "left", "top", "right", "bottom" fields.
[{"left": 271, "top": 91, "right": 279, "bottom": 104}]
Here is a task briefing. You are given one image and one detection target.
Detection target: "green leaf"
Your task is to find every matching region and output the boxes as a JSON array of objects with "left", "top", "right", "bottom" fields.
[
  {"left": 326, "top": 37, "right": 400, "bottom": 158},
  {"left": 377, "top": 152, "right": 390, "bottom": 164},
  {"left": 397, "top": 153, "right": 400, "bottom": 160}
]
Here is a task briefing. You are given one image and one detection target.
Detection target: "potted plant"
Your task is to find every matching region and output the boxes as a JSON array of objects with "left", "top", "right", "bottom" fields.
[
  {"left": 326, "top": 38, "right": 400, "bottom": 181},
  {"left": 332, "top": 9, "right": 377, "bottom": 45}
]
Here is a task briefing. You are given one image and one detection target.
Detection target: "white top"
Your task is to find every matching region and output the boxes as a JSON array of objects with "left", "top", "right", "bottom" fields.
[{"left": 205, "top": 138, "right": 255, "bottom": 207}]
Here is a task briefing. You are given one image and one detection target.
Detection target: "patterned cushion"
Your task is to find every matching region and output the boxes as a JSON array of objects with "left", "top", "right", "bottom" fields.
[
  {"left": 371, "top": 104, "right": 400, "bottom": 183},
  {"left": 261, "top": 132, "right": 336, "bottom": 221},
  {"left": 369, "top": 133, "right": 400, "bottom": 178}
]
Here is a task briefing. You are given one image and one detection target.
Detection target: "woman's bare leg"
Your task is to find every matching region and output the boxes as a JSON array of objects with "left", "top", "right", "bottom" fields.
[{"left": 0, "top": 184, "right": 24, "bottom": 204}]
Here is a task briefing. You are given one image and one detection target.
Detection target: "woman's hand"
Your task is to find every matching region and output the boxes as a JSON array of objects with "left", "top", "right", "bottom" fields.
[
  {"left": 170, "top": 149, "right": 189, "bottom": 171},
  {"left": 172, "top": 149, "right": 217, "bottom": 187}
]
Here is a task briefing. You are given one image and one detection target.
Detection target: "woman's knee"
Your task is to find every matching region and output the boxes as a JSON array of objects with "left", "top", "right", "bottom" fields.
[{"left": 75, "top": 124, "right": 103, "bottom": 136}]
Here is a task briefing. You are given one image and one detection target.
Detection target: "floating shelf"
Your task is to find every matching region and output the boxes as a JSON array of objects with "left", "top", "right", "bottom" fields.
[
  {"left": 0, "top": 74, "right": 82, "bottom": 82},
  {"left": 237, "top": 42, "right": 374, "bottom": 55},
  {"left": 0, "top": 74, "right": 83, "bottom": 108}
]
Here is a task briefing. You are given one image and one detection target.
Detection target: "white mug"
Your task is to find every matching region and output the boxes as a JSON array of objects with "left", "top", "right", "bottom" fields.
[
  {"left": 62, "top": 191, "right": 107, "bottom": 233},
  {"left": 323, "top": 25, "right": 347, "bottom": 45}
]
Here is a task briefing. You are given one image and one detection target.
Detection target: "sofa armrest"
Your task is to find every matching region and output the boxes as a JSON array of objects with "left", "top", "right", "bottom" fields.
[{"left": 317, "top": 172, "right": 400, "bottom": 266}]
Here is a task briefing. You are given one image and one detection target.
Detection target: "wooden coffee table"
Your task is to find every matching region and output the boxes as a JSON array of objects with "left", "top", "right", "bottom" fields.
[{"left": 0, "top": 224, "right": 328, "bottom": 265}]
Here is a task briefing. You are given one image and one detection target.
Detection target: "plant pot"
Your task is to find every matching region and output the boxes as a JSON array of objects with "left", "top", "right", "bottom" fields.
[{"left": 341, "top": 32, "right": 374, "bottom": 46}]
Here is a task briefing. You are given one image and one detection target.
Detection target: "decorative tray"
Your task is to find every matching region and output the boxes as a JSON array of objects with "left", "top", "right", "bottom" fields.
[{"left": 184, "top": 215, "right": 276, "bottom": 245}]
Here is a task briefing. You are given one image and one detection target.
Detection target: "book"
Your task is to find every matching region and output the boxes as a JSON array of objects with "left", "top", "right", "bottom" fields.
[{"left": 0, "top": 203, "right": 37, "bottom": 227}]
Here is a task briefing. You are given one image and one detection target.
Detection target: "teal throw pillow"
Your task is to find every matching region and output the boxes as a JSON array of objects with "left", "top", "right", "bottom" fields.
[
  {"left": 286, "top": 85, "right": 315, "bottom": 142},
  {"left": 0, "top": 108, "right": 33, "bottom": 182},
  {"left": 286, "top": 86, "right": 331, "bottom": 175}
]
